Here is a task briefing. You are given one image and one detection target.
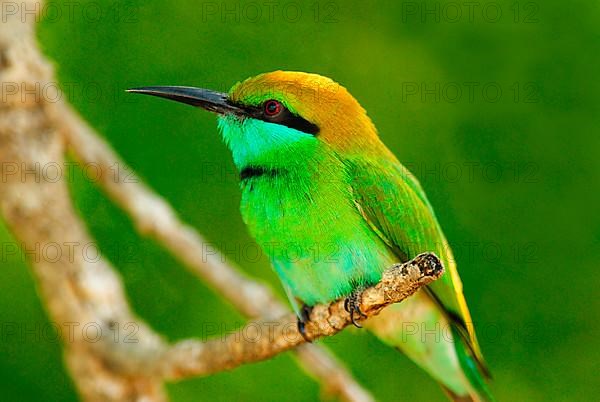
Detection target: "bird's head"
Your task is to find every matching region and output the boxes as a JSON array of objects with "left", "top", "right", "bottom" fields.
[{"left": 128, "top": 71, "right": 382, "bottom": 170}]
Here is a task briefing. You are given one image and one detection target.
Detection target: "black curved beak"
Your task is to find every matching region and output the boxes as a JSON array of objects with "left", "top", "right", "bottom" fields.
[{"left": 126, "top": 86, "right": 245, "bottom": 115}]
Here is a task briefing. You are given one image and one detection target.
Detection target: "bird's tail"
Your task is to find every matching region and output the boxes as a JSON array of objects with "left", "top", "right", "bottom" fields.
[
  {"left": 447, "top": 325, "right": 495, "bottom": 402},
  {"left": 364, "top": 293, "right": 494, "bottom": 402}
]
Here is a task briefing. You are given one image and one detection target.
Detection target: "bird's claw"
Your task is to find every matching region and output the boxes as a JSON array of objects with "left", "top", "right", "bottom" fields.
[
  {"left": 297, "top": 304, "right": 313, "bottom": 342},
  {"left": 344, "top": 288, "right": 366, "bottom": 328}
]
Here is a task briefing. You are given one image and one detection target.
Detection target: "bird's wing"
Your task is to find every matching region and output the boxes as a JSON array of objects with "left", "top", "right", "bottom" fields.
[{"left": 347, "top": 156, "right": 489, "bottom": 375}]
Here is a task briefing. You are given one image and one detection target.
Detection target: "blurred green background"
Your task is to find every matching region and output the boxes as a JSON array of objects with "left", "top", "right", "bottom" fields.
[{"left": 1, "top": 0, "right": 599, "bottom": 400}]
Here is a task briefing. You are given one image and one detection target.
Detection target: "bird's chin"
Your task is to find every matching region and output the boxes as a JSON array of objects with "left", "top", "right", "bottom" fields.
[{"left": 217, "top": 113, "right": 246, "bottom": 124}]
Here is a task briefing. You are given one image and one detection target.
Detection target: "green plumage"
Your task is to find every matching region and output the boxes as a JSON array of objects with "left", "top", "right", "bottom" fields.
[
  {"left": 161, "top": 70, "right": 495, "bottom": 401},
  {"left": 218, "top": 113, "right": 492, "bottom": 400},
  {"left": 129, "top": 71, "right": 493, "bottom": 400}
]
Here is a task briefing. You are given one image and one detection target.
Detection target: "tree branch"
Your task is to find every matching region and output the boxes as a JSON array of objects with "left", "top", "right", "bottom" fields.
[
  {"left": 50, "top": 92, "right": 379, "bottom": 402},
  {"left": 1, "top": 2, "right": 374, "bottom": 400},
  {"left": 0, "top": 2, "right": 442, "bottom": 401},
  {"left": 52, "top": 99, "right": 378, "bottom": 402},
  {"left": 155, "top": 253, "right": 443, "bottom": 379}
]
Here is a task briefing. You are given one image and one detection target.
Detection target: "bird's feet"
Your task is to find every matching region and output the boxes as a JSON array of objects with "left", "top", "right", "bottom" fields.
[
  {"left": 344, "top": 287, "right": 366, "bottom": 328},
  {"left": 297, "top": 303, "right": 313, "bottom": 342}
]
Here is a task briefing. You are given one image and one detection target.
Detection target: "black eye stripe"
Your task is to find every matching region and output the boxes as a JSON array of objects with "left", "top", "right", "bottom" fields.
[
  {"left": 237, "top": 101, "right": 320, "bottom": 135},
  {"left": 262, "top": 107, "right": 320, "bottom": 135}
]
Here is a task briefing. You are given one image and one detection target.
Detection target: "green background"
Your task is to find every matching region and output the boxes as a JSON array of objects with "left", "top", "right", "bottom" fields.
[{"left": 1, "top": 0, "right": 599, "bottom": 400}]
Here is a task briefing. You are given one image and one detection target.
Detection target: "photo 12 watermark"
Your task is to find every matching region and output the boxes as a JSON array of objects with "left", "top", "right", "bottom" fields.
[
  {"left": 401, "top": 81, "right": 540, "bottom": 104},
  {"left": 400, "top": 320, "right": 539, "bottom": 345},
  {"left": 0, "top": 161, "right": 137, "bottom": 184},
  {"left": 1, "top": 241, "right": 141, "bottom": 265},
  {"left": 200, "top": 1, "right": 340, "bottom": 23},
  {"left": 402, "top": 160, "right": 540, "bottom": 184},
  {"left": 400, "top": 1, "right": 540, "bottom": 24},
  {"left": 1, "top": 81, "right": 143, "bottom": 105},
  {"left": 1, "top": 1, "right": 140, "bottom": 24},
  {"left": 1, "top": 321, "right": 140, "bottom": 344}
]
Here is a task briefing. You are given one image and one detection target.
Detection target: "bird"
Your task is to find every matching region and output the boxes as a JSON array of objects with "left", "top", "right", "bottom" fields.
[{"left": 128, "top": 71, "right": 494, "bottom": 401}]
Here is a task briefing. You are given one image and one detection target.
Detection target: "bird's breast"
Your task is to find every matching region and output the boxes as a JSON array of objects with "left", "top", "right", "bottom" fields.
[{"left": 238, "top": 165, "right": 397, "bottom": 305}]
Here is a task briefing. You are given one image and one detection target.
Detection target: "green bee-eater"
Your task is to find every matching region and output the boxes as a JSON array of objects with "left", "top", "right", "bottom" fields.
[{"left": 129, "top": 71, "right": 493, "bottom": 401}]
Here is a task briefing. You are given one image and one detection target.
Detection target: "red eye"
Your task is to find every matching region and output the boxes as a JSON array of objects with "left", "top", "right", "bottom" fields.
[{"left": 264, "top": 100, "right": 282, "bottom": 116}]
